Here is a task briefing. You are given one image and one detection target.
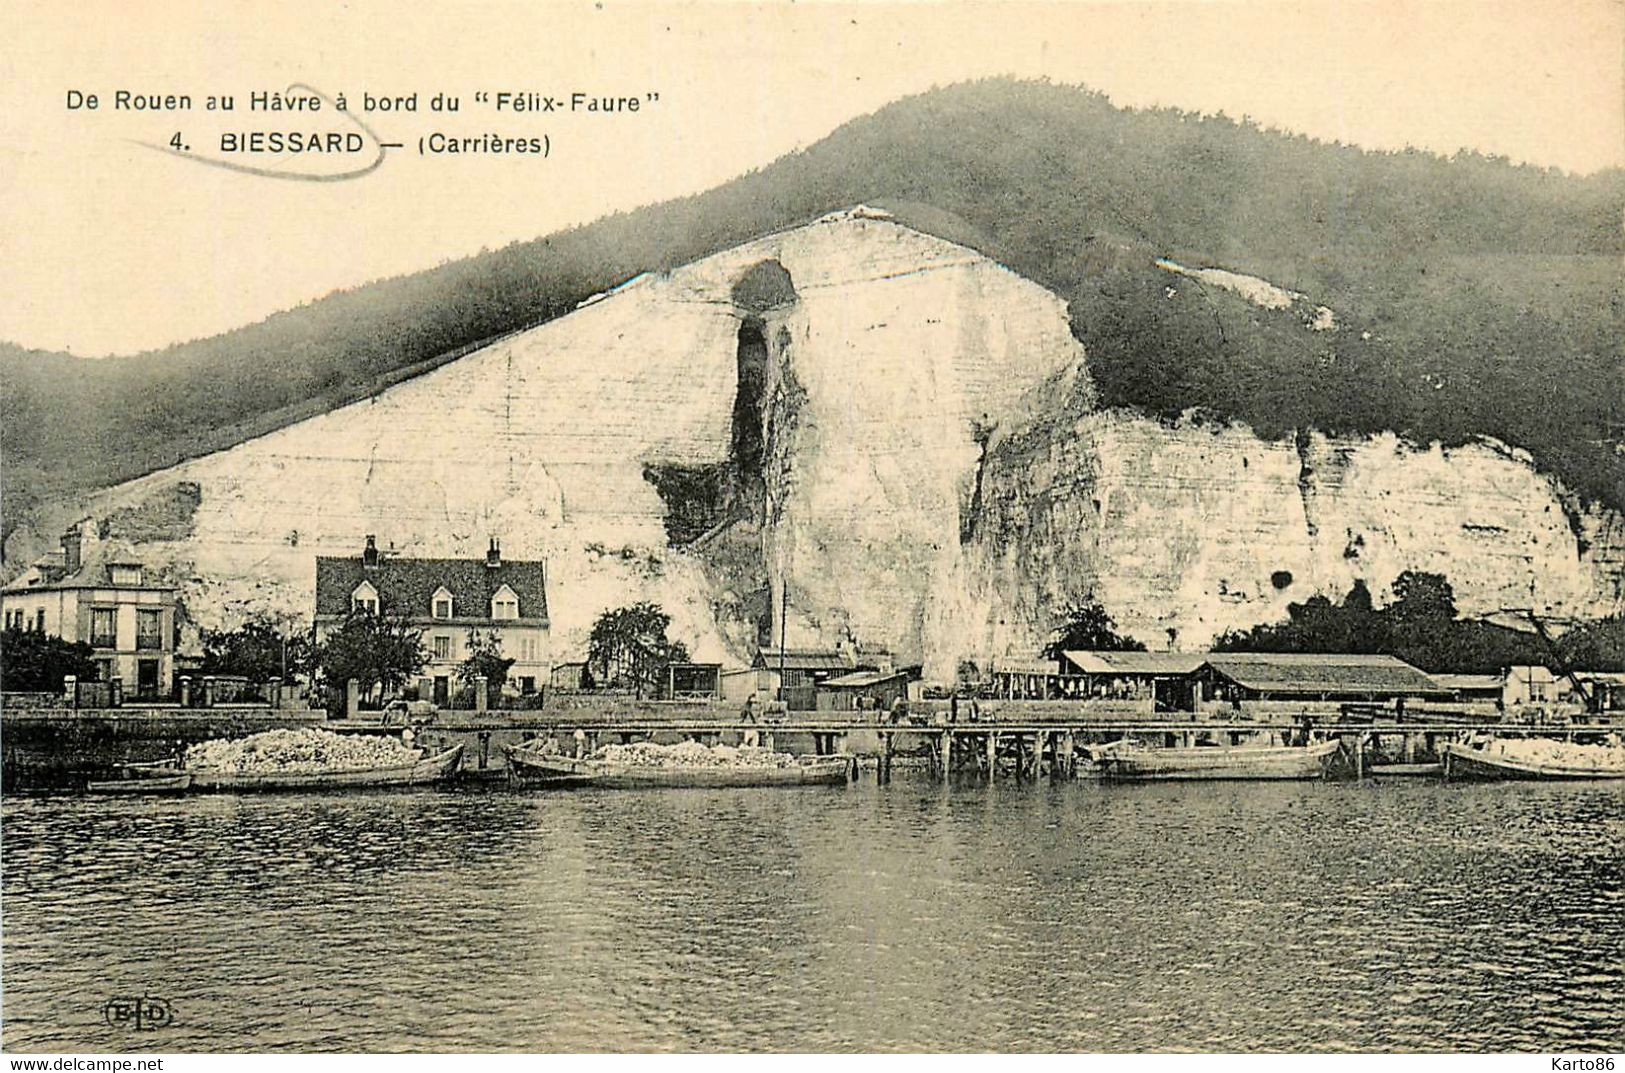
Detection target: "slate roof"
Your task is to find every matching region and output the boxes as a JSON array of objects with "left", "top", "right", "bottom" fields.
[
  {"left": 314, "top": 554, "right": 548, "bottom": 624},
  {"left": 1062, "top": 651, "right": 1207, "bottom": 676},
  {"left": 1, "top": 541, "right": 172, "bottom": 594},
  {"left": 1201, "top": 653, "right": 1445, "bottom": 696}
]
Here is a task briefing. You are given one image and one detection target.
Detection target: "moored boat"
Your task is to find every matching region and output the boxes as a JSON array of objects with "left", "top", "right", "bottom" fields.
[
  {"left": 1090, "top": 738, "right": 1342, "bottom": 781},
  {"left": 87, "top": 772, "right": 194, "bottom": 795},
  {"left": 1368, "top": 761, "right": 1444, "bottom": 778},
  {"left": 187, "top": 745, "right": 464, "bottom": 791},
  {"left": 506, "top": 743, "right": 853, "bottom": 789},
  {"left": 1440, "top": 741, "right": 1625, "bottom": 782},
  {"left": 118, "top": 745, "right": 464, "bottom": 792}
]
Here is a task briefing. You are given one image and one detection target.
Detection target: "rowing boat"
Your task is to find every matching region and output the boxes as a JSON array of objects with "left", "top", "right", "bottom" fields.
[
  {"left": 1439, "top": 742, "right": 1625, "bottom": 781},
  {"left": 506, "top": 745, "right": 853, "bottom": 789},
  {"left": 87, "top": 773, "right": 194, "bottom": 795},
  {"left": 1090, "top": 738, "right": 1342, "bottom": 780}
]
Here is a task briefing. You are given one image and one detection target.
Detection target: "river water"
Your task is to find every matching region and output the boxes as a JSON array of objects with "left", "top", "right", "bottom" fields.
[{"left": 3, "top": 777, "right": 1621, "bottom": 1053}]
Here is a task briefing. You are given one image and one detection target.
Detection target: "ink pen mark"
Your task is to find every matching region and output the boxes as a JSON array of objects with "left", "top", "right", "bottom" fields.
[{"left": 131, "top": 83, "right": 390, "bottom": 182}]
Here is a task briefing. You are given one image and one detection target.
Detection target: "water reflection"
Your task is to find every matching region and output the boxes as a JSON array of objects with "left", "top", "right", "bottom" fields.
[{"left": 3, "top": 779, "right": 1621, "bottom": 1052}]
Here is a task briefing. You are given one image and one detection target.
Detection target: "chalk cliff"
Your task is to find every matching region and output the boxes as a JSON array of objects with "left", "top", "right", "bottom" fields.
[
  {"left": 19, "top": 210, "right": 1623, "bottom": 674},
  {"left": 26, "top": 209, "right": 1087, "bottom": 664},
  {"left": 956, "top": 410, "right": 1625, "bottom": 674}
]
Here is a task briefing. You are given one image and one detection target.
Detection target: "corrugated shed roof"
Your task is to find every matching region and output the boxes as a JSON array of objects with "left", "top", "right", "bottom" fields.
[
  {"left": 1432, "top": 673, "right": 1504, "bottom": 692},
  {"left": 990, "top": 656, "right": 1059, "bottom": 675},
  {"left": 1062, "top": 651, "right": 1206, "bottom": 675},
  {"left": 1202, "top": 653, "right": 1444, "bottom": 696},
  {"left": 753, "top": 648, "right": 852, "bottom": 672},
  {"left": 821, "top": 670, "right": 909, "bottom": 688},
  {"left": 314, "top": 554, "right": 548, "bottom": 623}
]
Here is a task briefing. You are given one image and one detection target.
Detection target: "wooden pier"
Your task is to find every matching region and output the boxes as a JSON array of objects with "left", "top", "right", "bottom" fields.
[{"left": 366, "top": 713, "right": 1623, "bottom": 784}]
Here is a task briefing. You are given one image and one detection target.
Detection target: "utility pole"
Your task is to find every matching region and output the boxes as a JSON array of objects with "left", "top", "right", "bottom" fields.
[{"left": 777, "top": 580, "right": 787, "bottom": 703}]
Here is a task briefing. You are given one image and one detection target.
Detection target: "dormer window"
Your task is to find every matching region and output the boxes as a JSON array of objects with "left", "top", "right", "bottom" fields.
[
  {"left": 351, "top": 580, "right": 379, "bottom": 616},
  {"left": 491, "top": 584, "right": 519, "bottom": 621},
  {"left": 431, "top": 586, "right": 454, "bottom": 620},
  {"left": 110, "top": 564, "right": 144, "bottom": 586}
]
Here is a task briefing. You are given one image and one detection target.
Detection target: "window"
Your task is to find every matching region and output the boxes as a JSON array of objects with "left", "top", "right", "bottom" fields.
[
  {"left": 34, "top": 609, "right": 44, "bottom": 633},
  {"left": 491, "top": 585, "right": 519, "bottom": 621},
  {"left": 351, "top": 581, "right": 379, "bottom": 616},
  {"left": 431, "top": 587, "right": 453, "bottom": 620},
  {"left": 433, "top": 635, "right": 451, "bottom": 661},
  {"left": 90, "top": 608, "right": 117, "bottom": 648},
  {"left": 519, "top": 676, "right": 536, "bottom": 695},
  {"left": 136, "top": 609, "right": 163, "bottom": 650},
  {"left": 110, "top": 565, "right": 144, "bottom": 586}
]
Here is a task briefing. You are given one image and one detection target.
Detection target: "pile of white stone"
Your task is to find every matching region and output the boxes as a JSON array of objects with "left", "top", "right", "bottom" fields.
[
  {"left": 184, "top": 728, "right": 421, "bottom": 774},
  {"left": 592, "top": 740, "right": 795, "bottom": 769},
  {"left": 1489, "top": 737, "right": 1625, "bottom": 772}
]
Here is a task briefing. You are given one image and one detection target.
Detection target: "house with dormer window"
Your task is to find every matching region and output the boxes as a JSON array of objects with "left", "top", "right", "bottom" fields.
[
  {"left": 1, "top": 524, "right": 179, "bottom": 699},
  {"left": 313, "top": 535, "right": 550, "bottom": 706}
]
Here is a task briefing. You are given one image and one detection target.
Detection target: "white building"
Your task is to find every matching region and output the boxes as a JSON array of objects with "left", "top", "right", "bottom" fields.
[{"left": 313, "top": 536, "right": 550, "bottom": 705}]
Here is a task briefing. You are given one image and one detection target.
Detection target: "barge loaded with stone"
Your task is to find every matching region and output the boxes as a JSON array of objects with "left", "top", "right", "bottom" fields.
[
  {"left": 1086, "top": 738, "right": 1343, "bottom": 781},
  {"left": 1440, "top": 738, "right": 1625, "bottom": 781},
  {"left": 90, "top": 728, "right": 463, "bottom": 794},
  {"left": 505, "top": 739, "right": 854, "bottom": 789}
]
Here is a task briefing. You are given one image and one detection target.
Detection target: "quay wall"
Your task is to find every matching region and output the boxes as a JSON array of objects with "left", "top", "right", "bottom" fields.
[{"left": 2, "top": 707, "right": 325, "bottom": 789}]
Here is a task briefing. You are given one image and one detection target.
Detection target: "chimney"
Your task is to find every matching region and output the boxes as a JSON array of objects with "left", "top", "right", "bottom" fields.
[
  {"left": 61, "top": 527, "right": 83, "bottom": 575},
  {"left": 486, "top": 537, "right": 501, "bottom": 569},
  {"left": 362, "top": 535, "right": 379, "bottom": 569}
]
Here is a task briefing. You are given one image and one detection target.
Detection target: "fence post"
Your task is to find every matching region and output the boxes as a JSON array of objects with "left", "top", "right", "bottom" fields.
[
  {"left": 475, "top": 675, "right": 488, "bottom": 713},
  {"left": 345, "top": 678, "right": 360, "bottom": 719}
]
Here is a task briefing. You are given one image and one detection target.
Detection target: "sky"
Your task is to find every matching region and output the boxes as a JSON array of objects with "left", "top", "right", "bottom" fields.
[{"left": 3, "top": 0, "right": 1620, "bottom": 357}]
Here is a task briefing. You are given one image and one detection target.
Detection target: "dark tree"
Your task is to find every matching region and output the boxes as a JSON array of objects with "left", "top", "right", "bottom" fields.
[
  {"left": 315, "top": 610, "right": 427, "bottom": 706},
  {"left": 458, "top": 629, "right": 516, "bottom": 691},
  {"left": 1041, "top": 602, "right": 1145, "bottom": 660},
  {"left": 587, "top": 602, "right": 691, "bottom": 698},
  {"left": 1388, "top": 571, "right": 1458, "bottom": 624},
  {"left": 201, "top": 615, "right": 312, "bottom": 682},
  {"left": 0, "top": 628, "right": 98, "bottom": 692}
]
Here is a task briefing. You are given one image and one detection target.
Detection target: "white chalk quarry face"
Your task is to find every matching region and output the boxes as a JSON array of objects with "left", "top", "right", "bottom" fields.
[
  {"left": 964, "top": 413, "right": 1624, "bottom": 667},
  {"left": 57, "top": 212, "right": 1090, "bottom": 663},
  {"left": 38, "top": 211, "right": 1625, "bottom": 672}
]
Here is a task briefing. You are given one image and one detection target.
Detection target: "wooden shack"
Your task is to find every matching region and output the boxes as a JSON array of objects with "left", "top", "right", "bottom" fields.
[
  {"left": 815, "top": 669, "right": 910, "bottom": 712},
  {"left": 1060, "top": 651, "right": 1207, "bottom": 711},
  {"left": 1197, "top": 653, "right": 1447, "bottom": 706}
]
